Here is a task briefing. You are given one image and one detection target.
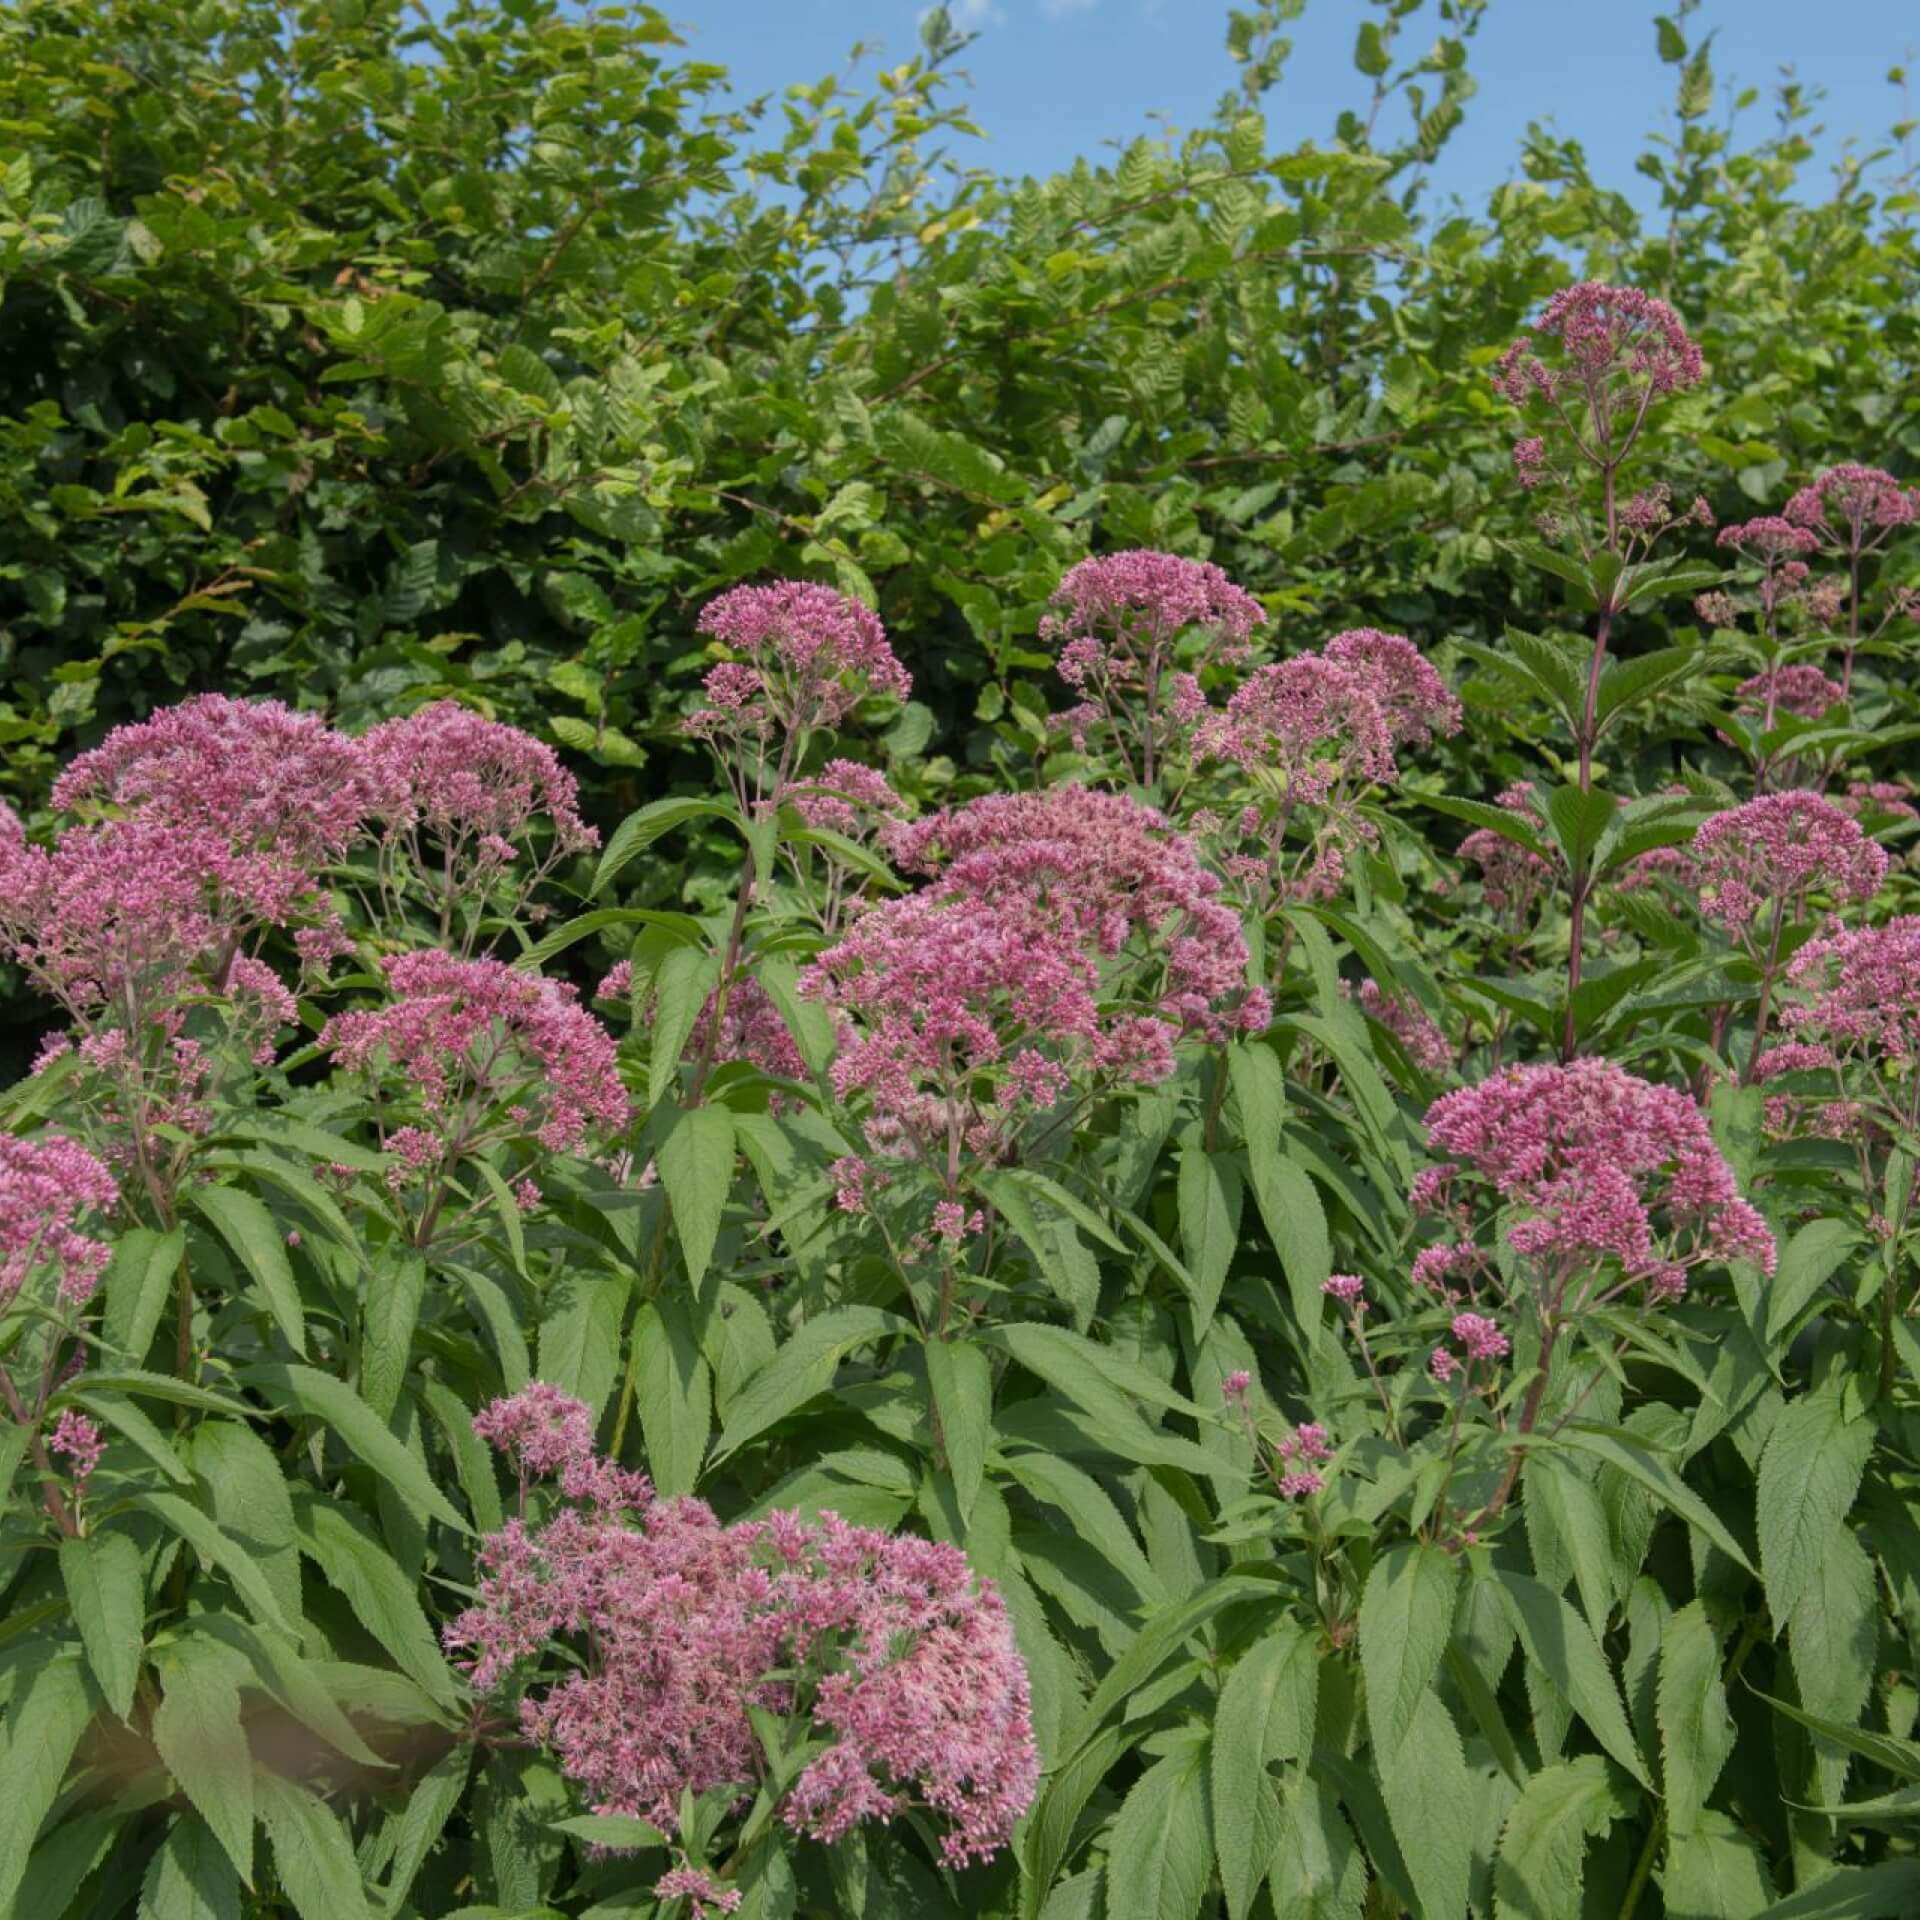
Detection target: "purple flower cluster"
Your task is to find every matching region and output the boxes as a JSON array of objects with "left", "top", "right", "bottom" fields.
[
  {"left": 1416, "top": 1060, "right": 1775, "bottom": 1302},
  {"left": 323, "top": 951, "right": 629, "bottom": 1156},
  {"left": 447, "top": 1388, "right": 1038, "bottom": 1878},
  {"left": 1692, "top": 792, "right": 1886, "bottom": 936},
  {"left": 0, "top": 1132, "right": 116, "bottom": 1309}
]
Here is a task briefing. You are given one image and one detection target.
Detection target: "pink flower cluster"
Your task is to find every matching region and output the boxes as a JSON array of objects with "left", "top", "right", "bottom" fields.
[
  {"left": 789, "top": 759, "right": 906, "bottom": 838},
  {"left": 1735, "top": 664, "right": 1845, "bottom": 724},
  {"left": 1354, "top": 979, "right": 1452, "bottom": 1075},
  {"left": 447, "top": 1388, "right": 1038, "bottom": 1875},
  {"left": 323, "top": 951, "right": 629, "bottom": 1155},
  {"left": 1784, "top": 918, "right": 1920, "bottom": 1071},
  {"left": 53, "top": 693, "right": 373, "bottom": 865},
  {"left": 1785, "top": 465, "right": 1920, "bottom": 547},
  {"left": 1188, "top": 630, "right": 1460, "bottom": 901},
  {"left": 1459, "top": 783, "right": 1555, "bottom": 921},
  {"left": 1430, "top": 1311, "right": 1510, "bottom": 1383},
  {"left": 0, "top": 1132, "right": 116, "bottom": 1309},
  {"left": 1416, "top": 1060, "right": 1775, "bottom": 1302},
  {"left": 805, "top": 787, "right": 1262, "bottom": 1162},
  {"left": 599, "top": 966, "right": 808, "bottom": 1090},
  {"left": 48, "top": 1408, "right": 105, "bottom": 1494},
  {"left": 1492, "top": 282, "right": 1703, "bottom": 409},
  {"left": 1692, "top": 792, "right": 1886, "bottom": 936},
  {"left": 1037, "top": 551, "right": 1265, "bottom": 778},
  {"left": 690, "top": 582, "right": 911, "bottom": 738}
]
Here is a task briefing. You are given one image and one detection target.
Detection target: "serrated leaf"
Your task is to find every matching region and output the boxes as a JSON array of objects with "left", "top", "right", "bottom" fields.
[
  {"left": 1107, "top": 1743, "right": 1212, "bottom": 1920},
  {"left": 712, "top": 1306, "right": 910, "bottom": 1460},
  {"left": 1360, "top": 1542, "right": 1457, "bottom": 1754},
  {"left": 237, "top": 1364, "right": 467, "bottom": 1533},
  {"left": 1492, "top": 1568, "right": 1649, "bottom": 1785},
  {"left": 1657, "top": 1600, "right": 1734, "bottom": 1836},
  {"left": 1380, "top": 1690, "right": 1476, "bottom": 1920},
  {"left": 1664, "top": 1813, "right": 1777, "bottom": 1918},
  {"left": 141, "top": 1814, "right": 240, "bottom": 1920},
  {"left": 59, "top": 1530, "right": 143, "bottom": 1721},
  {"left": 1757, "top": 1384, "right": 1873, "bottom": 1631},
  {"left": 0, "top": 1654, "right": 94, "bottom": 1912},
  {"left": 648, "top": 947, "right": 722, "bottom": 1110},
  {"left": 290, "top": 1490, "right": 461, "bottom": 1710},
  {"left": 925, "top": 1337, "right": 992, "bottom": 1526},
  {"left": 103, "top": 1225, "right": 185, "bottom": 1363},
  {"left": 256, "top": 1773, "right": 374, "bottom": 1920},
  {"left": 151, "top": 1639, "right": 254, "bottom": 1885},
  {"left": 1176, "top": 1148, "right": 1242, "bottom": 1335},
  {"left": 1214, "top": 1624, "right": 1318, "bottom": 1920},
  {"left": 1492, "top": 1756, "right": 1634, "bottom": 1920},
  {"left": 187, "top": 1186, "right": 305, "bottom": 1356},
  {"left": 190, "top": 1419, "right": 303, "bottom": 1632},
  {"left": 360, "top": 1249, "right": 426, "bottom": 1420},
  {"left": 633, "top": 1297, "right": 713, "bottom": 1498},
  {"left": 655, "top": 1102, "right": 734, "bottom": 1287},
  {"left": 1268, "top": 1773, "right": 1366, "bottom": 1920}
]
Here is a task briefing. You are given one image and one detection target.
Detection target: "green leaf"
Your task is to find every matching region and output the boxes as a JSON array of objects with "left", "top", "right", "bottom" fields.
[
  {"left": 1753, "top": 1862, "right": 1920, "bottom": 1917},
  {"left": 648, "top": 947, "right": 723, "bottom": 1110},
  {"left": 1213, "top": 1624, "right": 1318, "bottom": 1920},
  {"left": 1020, "top": 1725, "right": 1132, "bottom": 1920},
  {"left": 1492, "top": 1568, "right": 1650, "bottom": 1785},
  {"left": 141, "top": 1814, "right": 241, "bottom": 1920},
  {"left": 256, "top": 1772, "right": 375, "bottom": 1920},
  {"left": 237, "top": 1364, "right": 468, "bottom": 1533},
  {"left": 1767, "top": 1218, "right": 1859, "bottom": 1345},
  {"left": 190, "top": 1419, "right": 303, "bottom": 1633},
  {"left": 1663, "top": 1813, "right": 1777, "bottom": 1918},
  {"left": 151, "top": 1638, "right": 254, "bottom": 1885},
  {"left": 1268, "top": 1773, "right": 1365, "bottom": 1920},
  {"left": 1176, "top": 1148, "right": 1242, "bottom": 1335},
  {"left": 137, "top": 1491, "right": 298, "bottom": 1636},
  {"left": 59, "top": 1531, "right": 143, "bottom": 1721},
  {"left": 0, "top": 1654, "right": 94, "bottom": 1913},
  {"left": 1353, "top": 20, "right": 1390, "bottom": 75},
  {"left": 1789, "top": 1527, "right": 1875, "bottom": 1758},
  {"left": 982, "top": 1322, "right": 1202, "bottom": 1421},
  {"left": 290, "top": 1490, "right": 462, "bottom": 1711},
  {"left": 64, "top": 1389, "right": 189, "bottom": 1484},
  {"left": 188, "top": 1186, "right": 305, "bottom": 1356},
  {"left": 1596, "top": 646, "right": 1701, "bottom": 728},
  {"left": 102, "top": 1225, "right": 185, "bottom": 1362},
  {"left": 1543, "top": 783, "right": 1618, "bottom": 872},
  {"left": 1002, "top": 1452, "right": 1163, "bottom": 1604},
  {"left": 1241, "top": 1135, "right": 1331, "bottom": 1343},
  {"left": 1550, "top": 1425, "right": 1756, "bottom": 1574},
  {"left": 1757, "top": 1383, "right": 1873, "bottom": 1631},
  {"left": 360, "top": 1249, "right": 426, "bottom": 1422},
  {"left": 712, "top": 1306, "right": 911, "bottom": 1460},
  {"left": 1657, "top": 1600, "right": 1734, "bottom": 1836},
  {"left": 1359, "top": 1542, "right": 1457, "bottom": 1754},
  {"left": 595, "top": 797, "right": 740, "bottom": 895},
  {"left": 1380, "top": 1690, "right": 1476, "bottom": 1920},
  {"left": 1107, "top": 1743, "right": 1212, "bottom": 1920},
  {"left": 655, "top": 1102, "right": 735, "bottom": 1288},
  {"left": 632, "top": 1297, "right": 713, "bottom": 1498},
  {"left": 384, "top": 1745, "right": 471, "bottom": 1910},
  {"left": 1492, "top": 1756, "right": 1635, "bottom": 1920},
  {"left": 925, "top": 1337, "right": 992, "bottom": 1525}
]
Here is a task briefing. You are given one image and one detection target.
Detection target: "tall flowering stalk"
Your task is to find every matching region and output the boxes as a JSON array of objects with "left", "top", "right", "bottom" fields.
[
  {"left": 1783, "top": 464, "right": 1920, "bottom": 694},
  {"left": 1410, "top": 1060, "right": 1773, "bottom": 1530},
  {"left": 1690, "top": 792, "right": 1888, "bottom": 1079},
  {"left": 1493, "top": 283, "right": 1708, "bottom": 1056},
  {"left": 1039, "top": 549, "right": 1265, "bottom": 786},
  {"left": 804, "top": 784, "right": 1263, "bottom": 1336},
  {"left": 321, "top": 951, "right": 629, "bottom": 1249},
  {"left": 1184, "top": 627, "right": 1462, "bottom": 910}
]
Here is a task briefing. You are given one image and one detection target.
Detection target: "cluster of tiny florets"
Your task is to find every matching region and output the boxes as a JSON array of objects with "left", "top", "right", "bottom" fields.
[
  {"left": 323, "top": 951, "right": 630, "bottom": 1154},
  {"left": 0, "top": 1132, "right": 116, "bottom": 1310},
  {"left": 1691, "top": 792, "right": 1887, "bottom": 935},
  {"left": 691, "top": 582, "right": 911, "bottom": 736},
  {"left": 1416, "top": 1059, "right": 1775, "bottom": 1301},
  {"left": 446, "top": 1388, "right": 1038, "bottom": 1880}
]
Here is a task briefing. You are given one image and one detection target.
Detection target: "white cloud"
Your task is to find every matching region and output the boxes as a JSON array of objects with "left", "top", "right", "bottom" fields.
[{"left": 929, "top": 0, "right": 1007, "bottom": 27}]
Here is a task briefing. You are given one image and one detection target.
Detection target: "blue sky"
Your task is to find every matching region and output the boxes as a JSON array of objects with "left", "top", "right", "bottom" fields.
[{"left": 672, "top": 0, "right": 1917, "bottom": 211}]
